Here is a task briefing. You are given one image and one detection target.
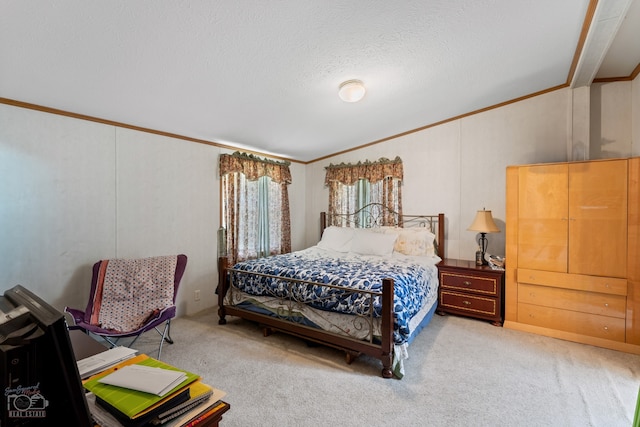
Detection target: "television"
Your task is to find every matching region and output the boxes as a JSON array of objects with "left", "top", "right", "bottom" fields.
[{"left": 0, "top": 285, "right": 93, "bottom": 426}]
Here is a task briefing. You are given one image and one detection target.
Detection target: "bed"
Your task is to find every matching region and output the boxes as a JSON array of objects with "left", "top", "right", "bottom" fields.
[{"left": 217, "top": 203, "right": 445, "bottom": 378}]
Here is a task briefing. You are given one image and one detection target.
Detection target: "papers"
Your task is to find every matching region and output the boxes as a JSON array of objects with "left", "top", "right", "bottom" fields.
[
  {"left": 87, "top": 383, "right": 228, "bottom": 427},
  {"left": 83, "top": 354, "right": 200, "bottom": 418},
  {"left": 153, "top": 382, "right": 226, "bottom": 425},
  {"left": 77, "top": 346, "right": 138, "bottom": 379},
  {"left": 86, "top": 392, "right": 123, "bottom": 427},
  {"left": 96, "top": 388, "right": 190, "bottom": 427},
  {"left": 83, "top": 354, "right": 227, "bottom": 427},
  {"left": 99, "top": 364, "right": 187, "bottom": 396},
  {"left": 153, "top": 394, "right": 227, "bottom": 427}
]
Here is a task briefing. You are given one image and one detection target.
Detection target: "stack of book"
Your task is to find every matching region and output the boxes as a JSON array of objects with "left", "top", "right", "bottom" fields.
[{"left": 83, "top": 354, "right": 226, "bottom": 427}]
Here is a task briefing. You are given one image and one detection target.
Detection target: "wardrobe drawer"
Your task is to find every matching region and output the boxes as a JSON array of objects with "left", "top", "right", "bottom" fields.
[
  {"left": 517, "top": 269, "right": 627, "bottom": 296},
  {"left": 439, "top": 272, "right": 498, "bottom": 296},
  {"left": 517, "top": 302, "right": 625, "bottom": 342},
  {"left": 518, "top": 283, "right": 626, "bottom": 318},
  {"left": 440, "top": 291, "right": 497, "bottom": 317}
]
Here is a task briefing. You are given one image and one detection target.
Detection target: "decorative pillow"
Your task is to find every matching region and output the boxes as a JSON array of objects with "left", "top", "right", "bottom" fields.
[
  {"left": 317, "top": 226, "right": 355, "bottom": 252},
  {"left": 350, "top": 229, "right": 398, "bottom": 257},
  {"left": 390, "top": 228, "right": 436, "bottom": 257}
]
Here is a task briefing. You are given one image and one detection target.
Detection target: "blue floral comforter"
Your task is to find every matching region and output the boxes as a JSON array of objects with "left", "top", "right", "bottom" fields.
[{"left": 230, "top": 249, "right": 437, "bottom": 344}]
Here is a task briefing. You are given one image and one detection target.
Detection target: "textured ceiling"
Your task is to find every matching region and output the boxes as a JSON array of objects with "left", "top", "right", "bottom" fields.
[{"left": 1, "top": 0, "right": 639, "bottom": 162}]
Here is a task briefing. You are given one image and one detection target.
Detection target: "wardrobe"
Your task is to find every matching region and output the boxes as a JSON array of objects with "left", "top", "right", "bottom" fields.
[{"left": 505, "top": 157, "right": 640, "bottom": 353}]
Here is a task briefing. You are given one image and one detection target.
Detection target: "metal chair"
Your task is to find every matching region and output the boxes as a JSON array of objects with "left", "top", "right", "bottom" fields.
[{"left": 65, "top": 254, "right": 187, "bottom": 359}]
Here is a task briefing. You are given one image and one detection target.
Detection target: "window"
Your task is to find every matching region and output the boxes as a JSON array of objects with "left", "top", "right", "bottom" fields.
[
  {"left": 325, "top": 157, "right": 403, "bottom": 227},
  {"left": 219, "top": 152, "right": 291, "bottom": 265}
]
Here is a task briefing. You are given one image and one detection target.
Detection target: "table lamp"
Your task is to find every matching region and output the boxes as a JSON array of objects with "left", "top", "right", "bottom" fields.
[{"left": 467, "top": 208, "right": 500, "bottom": 265}]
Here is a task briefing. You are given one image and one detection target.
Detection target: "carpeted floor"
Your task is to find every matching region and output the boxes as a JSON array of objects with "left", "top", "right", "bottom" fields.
[{"left": 130, "top": 308, "right": 640, "bottom": 427}]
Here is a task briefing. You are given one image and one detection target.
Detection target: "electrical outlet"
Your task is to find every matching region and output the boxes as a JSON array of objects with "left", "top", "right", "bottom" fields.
[{"left": 194, "top": 289, "right": 200, "bottom": 301}]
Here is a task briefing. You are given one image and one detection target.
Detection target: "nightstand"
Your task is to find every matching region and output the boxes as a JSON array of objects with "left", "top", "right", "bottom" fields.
[{"left": 436, "top": 258, "right": 505, "bottom": 326}]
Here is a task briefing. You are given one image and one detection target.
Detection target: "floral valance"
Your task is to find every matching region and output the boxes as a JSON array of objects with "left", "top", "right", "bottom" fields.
[
  {"left": 219, "top": 152, "right": 292, "bottom": 184},
  {"left": 324, "top": 156, "right": 403, "bottom": 186}
]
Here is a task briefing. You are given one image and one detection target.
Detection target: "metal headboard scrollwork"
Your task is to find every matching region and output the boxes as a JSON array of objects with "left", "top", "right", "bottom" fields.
[{"left": 325, "top": 202, "right": 401, "bottom": 228}]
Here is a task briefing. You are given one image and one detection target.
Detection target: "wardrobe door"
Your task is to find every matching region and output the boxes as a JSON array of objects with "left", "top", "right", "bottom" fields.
[
  {"left": 568, "top": 160, "right": 627, "bottom": 278},
  {"left": 517, "top": 164, "right": 568, "bottom": 272}
]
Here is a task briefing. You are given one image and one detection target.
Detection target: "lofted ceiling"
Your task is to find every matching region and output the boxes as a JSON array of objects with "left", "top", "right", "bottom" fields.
[{"left": 1, "top": 0, "right": 639, "bottom": 163}]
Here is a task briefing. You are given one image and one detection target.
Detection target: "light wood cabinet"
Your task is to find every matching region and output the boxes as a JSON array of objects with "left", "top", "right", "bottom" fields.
[
  {"left": 628, "top": 157, "right": 640, "bottom": 344},
  {"left": 505, "top": 157, "right": 640, "bottom": 354}
]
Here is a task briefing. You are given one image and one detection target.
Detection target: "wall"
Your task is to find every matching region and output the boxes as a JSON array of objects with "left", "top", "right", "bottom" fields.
[
  {"left": 591, "top": 81, "right": 633, "bottom": 159},
  {"left": 1, "top": 106, "right": 116, "bottom": 311},
  {"left": 305, "top": 83, "right": 636, "bottom": 261},
  {"left": 0, "top": 76, "right": 635, "bottom": 317},
  {"left": 0, "top": 104, "right": 306, "bottom": 315},
  {"left": 570, "top": 86, "right": 590, "bottom": 161}
]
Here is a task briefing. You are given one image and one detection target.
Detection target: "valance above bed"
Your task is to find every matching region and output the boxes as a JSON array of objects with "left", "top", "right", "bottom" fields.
[{"left": 324, "top": 156, "right": 403, "bottom": 185}]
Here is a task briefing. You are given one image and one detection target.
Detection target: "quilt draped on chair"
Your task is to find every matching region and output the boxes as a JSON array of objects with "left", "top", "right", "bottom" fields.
[{"left": 90, "top": 255, "right": 177, "bottom": 332}]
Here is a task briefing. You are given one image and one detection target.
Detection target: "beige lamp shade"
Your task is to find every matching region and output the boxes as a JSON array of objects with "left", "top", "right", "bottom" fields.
[{"left": 467, "top": 209, "right": 500, "bottom": 233}]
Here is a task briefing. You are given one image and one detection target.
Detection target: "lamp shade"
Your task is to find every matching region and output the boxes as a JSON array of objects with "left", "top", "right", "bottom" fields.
[
  {"left": 338, "top": 80, "right": 366, "bottom": 102},
  {"left": 467, "top": 209, "right": 500, "bottom": 233}
]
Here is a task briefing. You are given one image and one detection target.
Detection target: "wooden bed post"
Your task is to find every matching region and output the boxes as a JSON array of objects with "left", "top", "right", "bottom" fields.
[
  {"left": 320, "top": 211, "right": 327, "bottom": 234},
  {"left": 217, "top": 256, "right": 228, "bottom": 325},
  {"left": 381, "top": 278, "right": 394, "bottom": 378},
  {"left": 437, "top": 213, "right": 445, "bottom": 259}
]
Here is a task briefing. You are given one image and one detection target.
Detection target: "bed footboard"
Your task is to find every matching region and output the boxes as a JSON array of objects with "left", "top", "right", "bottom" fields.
[{"left": 217, "top": 256, "right": 395, "bottom": 378}]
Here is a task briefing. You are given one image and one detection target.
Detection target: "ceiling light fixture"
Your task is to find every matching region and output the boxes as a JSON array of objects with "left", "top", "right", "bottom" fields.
[{"left": 338, "top": 80, "right": 366, "bottom": 103}]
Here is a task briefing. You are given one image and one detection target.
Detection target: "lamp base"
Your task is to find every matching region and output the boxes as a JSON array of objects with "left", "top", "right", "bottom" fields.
[
  {"left": 480, "top": 251, "right": 489, "bottom": 266},
  {"left": 477, "top": 232, "right": 489, "bottom": 266}
]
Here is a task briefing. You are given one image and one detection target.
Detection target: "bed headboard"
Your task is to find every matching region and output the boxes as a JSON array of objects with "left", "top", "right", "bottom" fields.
[{"left": 320, "top": 203, "right": 445, "bottom": 259}]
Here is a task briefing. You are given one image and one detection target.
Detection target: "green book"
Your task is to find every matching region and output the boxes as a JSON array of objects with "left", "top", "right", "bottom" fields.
[{"left": 83, "top": 355, "right": 200, "bottom": 419}]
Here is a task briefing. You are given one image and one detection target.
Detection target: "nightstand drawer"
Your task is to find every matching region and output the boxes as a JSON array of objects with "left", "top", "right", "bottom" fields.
[
  {"left": 439, "top": 271, "right": 498, "bottom": 296},
  {"left": 439, "top": 291, "right": 497, "bottom": 317}
]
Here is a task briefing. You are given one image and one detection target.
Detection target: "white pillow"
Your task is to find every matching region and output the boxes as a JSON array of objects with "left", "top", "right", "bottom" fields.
[
  {"left": 370, "top": 226, "right": 397, "bottom": 234},
  {"left": 317, "top": 226, "right": 355, "bottom": 252},
  {"left": 350, "top": 229, "right": 398, "bottom": 257},
  {"left": 389, "top": 228, "right": 436, "bottom": 257}
]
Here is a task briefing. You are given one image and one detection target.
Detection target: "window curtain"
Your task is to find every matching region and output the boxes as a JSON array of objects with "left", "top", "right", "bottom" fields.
[
  {"left": 324, "top": 156, "right": 403, "bottom": 226},
  {"left": 220, "top": 152, "right": 292, "bottom": 265}
]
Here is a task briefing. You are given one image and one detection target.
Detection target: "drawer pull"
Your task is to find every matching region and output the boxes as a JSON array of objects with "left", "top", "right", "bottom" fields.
[
  {"left": 463, "top": 300, "right": 472, "bottom": 306},
  {"left": 604, "top": 303, "right": 609, "bottom": 308},
  {"left": 603, "top": 326, "right": 609, "bottom": 331},
  {"left": 463, "top": 281, "right": 472, "bottom": 286}
]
